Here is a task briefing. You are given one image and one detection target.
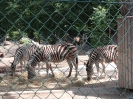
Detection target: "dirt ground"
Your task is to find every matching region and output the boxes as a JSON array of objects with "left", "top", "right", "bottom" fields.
[{"left": 0, "top": 42, "right": 133, "bottom": 99}]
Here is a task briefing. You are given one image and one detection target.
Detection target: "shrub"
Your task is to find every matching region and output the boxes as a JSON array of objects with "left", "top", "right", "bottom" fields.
[
  {"left": 19, "top": 37, "right": 32, "bottom": 45},
  {"left": 8, "top": 31, "right": 22, "bottom": 41}
]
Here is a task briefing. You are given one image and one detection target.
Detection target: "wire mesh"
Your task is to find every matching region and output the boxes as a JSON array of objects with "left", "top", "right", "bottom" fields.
[{"left": 0, "top": 0, "right": 133, "bottom": 99}]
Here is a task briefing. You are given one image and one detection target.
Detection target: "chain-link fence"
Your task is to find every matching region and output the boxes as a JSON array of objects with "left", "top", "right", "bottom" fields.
[{"left": 0, "top": 0, "right": 133, "bottom": 99}]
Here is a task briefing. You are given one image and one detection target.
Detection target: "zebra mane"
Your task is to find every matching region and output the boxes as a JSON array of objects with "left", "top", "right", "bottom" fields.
[
  {"left": 86, "top": 48, "right": 95, "bottom": 57},
  {"left": 31, "top": 40, "right": 39, "bottom": 47}
]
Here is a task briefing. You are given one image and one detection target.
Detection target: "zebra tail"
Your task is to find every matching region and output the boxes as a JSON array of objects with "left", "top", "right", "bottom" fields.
[{"left": 76, "top": 56, "right": 78, "bottom": 65}]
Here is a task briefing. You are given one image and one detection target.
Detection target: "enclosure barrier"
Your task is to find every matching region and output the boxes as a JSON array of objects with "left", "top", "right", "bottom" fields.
[
  {"left": 118, "top": 16, "right": 133, "bottom": 89},
  {"left": 0, "top": 0, "right": 133, "bottom": 99}
]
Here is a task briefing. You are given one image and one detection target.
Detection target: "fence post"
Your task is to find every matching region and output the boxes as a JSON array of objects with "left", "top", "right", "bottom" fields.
[{"left": 118, "top": 16, "right": 133, "bottom": 89}]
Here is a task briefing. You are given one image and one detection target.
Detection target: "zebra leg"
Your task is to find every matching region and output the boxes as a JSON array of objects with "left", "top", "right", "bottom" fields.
[
  {"left": 46, "top": 62, "right": 49, "bottom": 77},
  {"left": 20, "top": 60, "right": 24, "bottom": 73},
  {"left": 27, "top": 66, "right": 36, "bottom": 80},
  {"left": 67, "top": 61, "right": 73, "bottom": 78},
  {"left": 46, "top": 62, "right": 54, "bottom": 77},
  {"left": 100, "top": 60, "right": 107, "bottom": 79},
  {"left": 38, "top": 63, "right": 40, "bottom": 71},
  {"left": 95, "top": 62, "right": 100, "bottom": 80},
  {"left": 38, "top": 63, "right": 42, "bottom": 76},
  {"left": 114, "top": 60, "right": 118, "bottom": 79},
  {"left": 26, "top": 61, "right": 36, "bottom": 79}
]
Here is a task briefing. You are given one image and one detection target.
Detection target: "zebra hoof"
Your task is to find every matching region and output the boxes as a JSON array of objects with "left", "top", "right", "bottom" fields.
[
  {"left": 52, "top": 74, "right": 55, "bottom": 78},
  {"left": 67, "top": 75, "right": 70, "bottom": 78},
  {"left": 38, "top": 73, "right": 41, "bottom": 77},
  {"left": 49, "top": 74, "right": 55, "bottom": 78},
  {"left": 28, "top": 74, "right": 36, "bottom": 80},
  {"left": 73, "top": 77, "right": 78, "bottom": 80},
  {"left": 28, "top": 76, "right": 37, "bottom": 82},
  {"left": 104, "top": 75, "right": 107, "bottom": 80},
  {"left": 9, "top": 73, "right": 14, "bottom": 77},
  {"left": 28, "top": 78, "right": 34, "bottom": 83},
  {"left": 115, "top": 75, "right": 118, "bottom": 79},
  {"left": 87, "top": 77, "right": 91, "bottom": 81},
  {"left": 96, "top": 77, "right": 99, "bottom": 81},
  {"left": 74, "top": 74, "right": 78, "bottom": 78}
]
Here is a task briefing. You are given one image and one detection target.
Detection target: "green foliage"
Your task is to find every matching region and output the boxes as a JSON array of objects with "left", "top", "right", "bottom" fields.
[
  {"left": 0, "top": 1, "right": 119, "bottom": 45},
  {"left": 19, "top": 37, "right": 32, "bottom": 45},
  {"left": 91, "top": 6, "right": 107, "bottom": 25},
  {"left": 8, "top": 31, "right": 22, "bottom": 41},
  {"left": 90, "top": 6, "right": 108, "bottom": 46},
  {"left": 90, "top": 6, "right": 112, "bottom": 47}
]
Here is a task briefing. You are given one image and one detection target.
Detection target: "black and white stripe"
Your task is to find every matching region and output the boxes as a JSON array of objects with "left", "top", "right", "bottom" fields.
[
  {"left": 10, "top": 44, "right": 40, "bottom": 76},
  {"left": 26, "top": 43, "right": 78, "bottom": 79},
  {"left": 86, "top": 45, "right": 118, "bottom": 81}
]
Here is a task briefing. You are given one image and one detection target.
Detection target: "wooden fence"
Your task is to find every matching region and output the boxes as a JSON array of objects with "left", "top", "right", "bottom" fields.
[{"left": 118, "top": 16, "right": 133, "bottom": 89}]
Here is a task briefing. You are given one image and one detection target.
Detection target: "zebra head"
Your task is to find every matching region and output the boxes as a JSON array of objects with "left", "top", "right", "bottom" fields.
[{"left": 86, "top": 59, "right": 93, "bottom": 81}]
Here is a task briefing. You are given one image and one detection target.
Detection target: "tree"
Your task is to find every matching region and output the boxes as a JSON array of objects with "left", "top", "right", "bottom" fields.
[
  {"left": 90, "top": 6, "right": 110, "bottom": 47},
  {"left": 0, "top": 0, "right": 119, "bottom": 45}
]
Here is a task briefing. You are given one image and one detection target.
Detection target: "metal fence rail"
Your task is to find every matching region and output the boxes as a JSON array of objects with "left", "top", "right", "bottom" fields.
[{"left": 0, "top": 0, "right": 133, "bottom": 99}]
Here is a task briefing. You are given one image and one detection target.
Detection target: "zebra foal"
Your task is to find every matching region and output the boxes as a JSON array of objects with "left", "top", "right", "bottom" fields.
[
  {"left": 10, "top": 44, "right": 40, "bottom": 77},
  {"left": 86, "top": 45, "right": 118, "bottom": 81},
  {"left": 26, "top": 43, "right": 78, "bottom": 79}
]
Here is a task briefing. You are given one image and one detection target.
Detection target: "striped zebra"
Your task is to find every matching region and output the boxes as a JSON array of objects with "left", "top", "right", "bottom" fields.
[
  {"left": 25, "top": 43, "right": 78, "bottom": 79},
  {"left": 10, "top": 43, "right": 40, "bottom": 77},
  {"left": 86, "top": 45, "right": 118, "bottom": 81}
]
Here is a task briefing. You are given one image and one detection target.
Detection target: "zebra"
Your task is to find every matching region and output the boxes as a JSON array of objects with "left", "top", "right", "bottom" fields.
[
  {"left": 86, "top": 45, "right": 118, "bottom": 81},
  {"left": 25, "top": 43, "right": 78, "bottom": 80},
  {"left": 10, "top": 43, "right": 41, "bottom": 77}
]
